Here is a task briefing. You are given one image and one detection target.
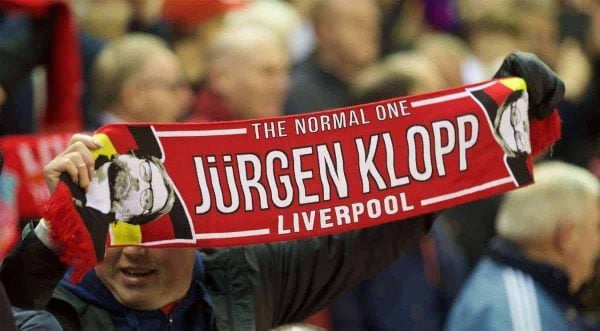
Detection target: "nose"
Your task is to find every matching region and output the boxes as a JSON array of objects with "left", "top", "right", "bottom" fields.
[{"left": 122, "top": 246, "right": 149, "bottom": 259}]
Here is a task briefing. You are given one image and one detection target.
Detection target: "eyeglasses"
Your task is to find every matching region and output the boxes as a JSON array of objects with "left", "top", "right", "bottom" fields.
[
  {"left": 509, "top": 102, "right": 527, "bottom": 152},
  {"left": 139, "top": 160, "right": 154, "bottom": 214}
]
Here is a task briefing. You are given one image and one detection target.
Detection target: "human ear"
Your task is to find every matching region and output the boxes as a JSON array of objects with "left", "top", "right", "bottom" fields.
[{"left": 554, "top": 221, "right": 576, "bottom": 257}]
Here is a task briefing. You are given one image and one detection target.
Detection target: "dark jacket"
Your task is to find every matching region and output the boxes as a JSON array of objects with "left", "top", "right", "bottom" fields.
[
  {"left": 330, "top": 221, "right": 468, "bottom": 331},
  {"left": 285, "top": 56, "right": 352, "bottom": 116},
  {"left": 53, "top": 255, "right": 213, "bottom": 330},
  {"left": 2, "top": 217, "right": 428, "bottom": 331}
]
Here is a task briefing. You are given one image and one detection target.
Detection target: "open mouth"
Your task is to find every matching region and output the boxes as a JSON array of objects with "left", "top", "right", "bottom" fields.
[{"left": 120, "top": 268, "right": 157, "bottom": 278}]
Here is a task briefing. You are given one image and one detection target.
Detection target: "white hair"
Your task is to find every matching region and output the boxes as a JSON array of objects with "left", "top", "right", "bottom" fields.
[
  {"left": 205, "top": 23, "right": 283, "bottom": 69},
  {"left": 497, "top": 161, "right": 600, "bottom": 244}
]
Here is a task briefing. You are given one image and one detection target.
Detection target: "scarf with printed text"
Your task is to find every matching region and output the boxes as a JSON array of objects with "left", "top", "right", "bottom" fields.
[{"left": 43, "top": 78, "right": 561, "bottom": 282}]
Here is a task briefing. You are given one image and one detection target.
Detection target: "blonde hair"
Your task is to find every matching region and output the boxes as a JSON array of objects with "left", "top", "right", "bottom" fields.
[
  {"left": 90, "top": 33, "right": 170, "bottom": 111},
  {"left": 497, "top": 161, "right": 600, "bottom": 244},
  {"left": 205, "top": 23, "right": 283, "bottom": 70}
]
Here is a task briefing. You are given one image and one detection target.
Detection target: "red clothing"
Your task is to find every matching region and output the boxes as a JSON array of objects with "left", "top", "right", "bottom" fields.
[
  {"left": 187, "top": 88, "right": 238, "bottom": 122},
  {"left": 0, "top": 0, "right": 83, "bottom": 132}
]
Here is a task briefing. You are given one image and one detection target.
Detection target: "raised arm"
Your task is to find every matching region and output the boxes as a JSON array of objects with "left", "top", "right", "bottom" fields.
[{"left": 0, "top": 134, "right": 100, "bottom": 309}]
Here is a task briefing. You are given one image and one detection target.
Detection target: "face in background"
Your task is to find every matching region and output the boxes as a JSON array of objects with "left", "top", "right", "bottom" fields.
[
  {"left": 214, "top": 30, "right": 290, "bottom": 119},
  {"left": 95, "top": 246, "right": 197, "bottom": 310},
  {"left": 108, "top": 154, "right": 172, "bottom": 221},
  {"left": 495, "top": 91, "right": 530, "bottom": 155},
  {"left": 125, "top": 51, "right": 192, "bottom": 123},
  {"left": 317, "top": 0, "right": 380, "bottom": 78}
]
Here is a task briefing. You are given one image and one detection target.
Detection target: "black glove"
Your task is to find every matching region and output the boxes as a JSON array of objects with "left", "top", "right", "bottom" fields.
[{"left": 493, "top": 51, "right": 565, "bottom": 120}]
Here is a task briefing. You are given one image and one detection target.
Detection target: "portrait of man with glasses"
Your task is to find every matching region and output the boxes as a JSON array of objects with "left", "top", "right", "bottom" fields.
[
  {"left": 64, "top": 126, "right": 194, "bottom": 252},
  {"left": 493, "top": 90, "right": 531, "bottom": 158},
  {"left": 470, "top": 86, "right": 533, "bottom": 186},
  {"left": 85, "top": 153, "right": 176, "bottom": 225}
]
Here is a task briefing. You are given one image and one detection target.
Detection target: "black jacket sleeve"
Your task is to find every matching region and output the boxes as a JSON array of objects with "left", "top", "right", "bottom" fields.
[
  {"left": 250, "top": 216, "right": 429, "bottom": 329},
  {"left": 0, "top": 222, "right": 66, "bottom": 310}
]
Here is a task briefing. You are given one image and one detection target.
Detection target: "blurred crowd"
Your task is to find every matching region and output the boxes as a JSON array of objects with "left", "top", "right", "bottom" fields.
[{"left": 1, "top": 0, "right": 600, "bottom": 330}]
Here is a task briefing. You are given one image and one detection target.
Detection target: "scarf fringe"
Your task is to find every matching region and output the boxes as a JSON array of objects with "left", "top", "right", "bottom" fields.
[
  {"left": 530, "top": 109, "right": 561, "bottom": 157},
  {"left": 42, "top": 182, "right": 96, "bottom": 283}
]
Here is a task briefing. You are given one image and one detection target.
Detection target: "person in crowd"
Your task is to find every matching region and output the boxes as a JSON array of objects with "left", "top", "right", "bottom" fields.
[
  {"left": 224, "top": 0, "right": 302, "bottom": 55},
  {"left": 161, "top": 0, "right": 245, "bottom": 86},
  {"left": 0, "top": 51, "right": 564, "bottom": 331},
  {"left": 89, "top": 33, "right": 192, "bottom": 126},
  {"left": 285, "top": 0, "right": 381, "bottom": 115},
  {"left": 187, "top": 23, "right": 290, "bottom": 121},
  {"left": 446, "top": 161, "right": 600, "bottom": 330},
  {"left": 7, "top": 134, "right": 430, "bottom": 330}
]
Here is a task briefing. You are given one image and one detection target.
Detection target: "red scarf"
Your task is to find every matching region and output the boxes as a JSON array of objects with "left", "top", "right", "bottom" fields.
[
  {"left": 0, "top": 0, "right": 83, "bottom": 132},
  {"left": 43, "top": 78, "right": 561, "bottom": 282}
]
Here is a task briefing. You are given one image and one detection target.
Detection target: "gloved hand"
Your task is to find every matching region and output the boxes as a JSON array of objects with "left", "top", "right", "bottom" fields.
[{"left": 494, "top": 51, "right": 565, "bottom": 119}]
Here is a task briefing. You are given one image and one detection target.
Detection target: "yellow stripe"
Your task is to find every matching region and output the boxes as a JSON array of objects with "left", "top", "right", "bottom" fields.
[
  {"left": 92, "top": 133, "right": 118, "bottom": 159},
  {"left": 499, "top": 77, "right": 527, "bottom": 92},
  {"left": 110, "top": 221, "right": 142, "bottom": 245},
  {"left": 94, "top": 134, "right": 142, "bottom": 244}
]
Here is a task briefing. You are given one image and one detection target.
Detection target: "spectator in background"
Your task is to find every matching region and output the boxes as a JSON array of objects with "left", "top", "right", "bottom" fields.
[
  {"left": 285, "top": 0, "right": 381, "bottom": 115},
  {"left": 187, "top": 23, "right": 290, "bottom": 122},
  {"left": 161, "top": 0, "right": 245, "bottom": 87},
  {"left": 460, "top": 12, "right": 523, "bottom": 84},
  {"left": 225, "top": 0, "right": 302, "bottom": 60},
  {"left": 89, "top": 33, "right": 192, "bottom": 125},
  {"left": 446, "top": 161, "right": 600, "bottom": 331}
]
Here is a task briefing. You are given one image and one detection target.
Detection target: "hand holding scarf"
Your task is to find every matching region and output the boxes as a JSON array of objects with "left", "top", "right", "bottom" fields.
[{"left": 43, "top": 53, "right": 565, "bottom": 283}]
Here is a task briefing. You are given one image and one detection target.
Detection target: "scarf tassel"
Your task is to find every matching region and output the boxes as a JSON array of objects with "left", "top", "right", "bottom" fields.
[
  {"left": 530, "top": 109, "right": 561, "bottom": 157},
  {"left": 42, "top": 182, "right": 96, "bottom": 283}
]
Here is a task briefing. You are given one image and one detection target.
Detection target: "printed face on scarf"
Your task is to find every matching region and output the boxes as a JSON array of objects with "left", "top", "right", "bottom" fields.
[
  {"left": 495, "top": 91, "right": 531, "bottom": 155},
  {"left": 107, "top": 154, "right": 173, "bottom": 223}
]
